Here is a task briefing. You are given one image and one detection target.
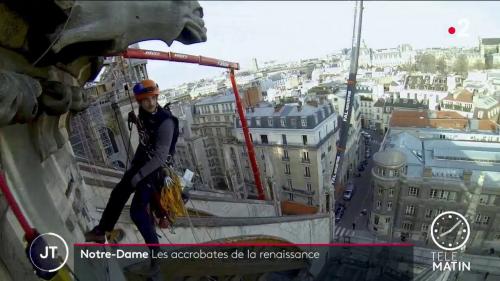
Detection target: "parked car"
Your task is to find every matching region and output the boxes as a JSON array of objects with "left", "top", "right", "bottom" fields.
[{"left": 335, "top": 206, "right": 345, "bottom": 222}]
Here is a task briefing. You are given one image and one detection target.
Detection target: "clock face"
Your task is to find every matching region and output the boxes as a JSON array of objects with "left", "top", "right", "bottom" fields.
[{"left": 430, "top": 211, "right": 471, "bottom": 251}]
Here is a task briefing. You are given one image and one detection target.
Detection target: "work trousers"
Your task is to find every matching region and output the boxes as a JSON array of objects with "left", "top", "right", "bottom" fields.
[{"left": 98, "top": 165, "right": 164, "bottom": 245}]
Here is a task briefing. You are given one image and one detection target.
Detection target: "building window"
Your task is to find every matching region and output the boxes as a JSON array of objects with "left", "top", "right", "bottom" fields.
[
  {"left": 283, "top": 149, "right": 289, "bottom": 160},
  {"left": 387, "top": 201, "right": 392, "bottom": 211},
  {"left": 216, "top": 128, "right": 222, "bottom": 136},
  {"left": 288, "top": 179, "right": 293, "bottom": 189},
  {"left": 385, "top": 217, "right": 391, "bottom": 223},
  {"left": 475, "top": 214, "right": 482, "bottom": 224},
  {"left": 476, "top": 214, "right": 490, "bottom": 225},
  {"left": 301, "top": 118, "right": 307, "bottom": 127},
  {"left": 408, "top": 187, "right": 419, "bottom": 197},
  {"left": 374, "top": 215, "right": 379, "bottom": 225},
  {"left": 289, "top": 193, "right": 294, "bottom": 201},
  {"left": 302, "top": 135, "right": 308, "bottom": 145},
  {"left": 303, "top": 151, "right": 310, "bottom": 161},
  {"left": 268, "top": 118, "right": 273, "bottom": 126},
  {"left": 282, "top": 134, "right": 287, "bottom": 145},
  {"left": 281, "top": 118, "right": 286, "bottom": 127},
  {"left": 430, "top": 189, "right": 456, "bottom": 201},
  {"left": 260, "top": 135, "right": 268, "bottom": 144},
  {"left": 307, "top": 183, "right": 312, "bottom": 192},
  {"left": 256, "top": 118, "right": 261, "bottom": 126},
  {"left": 285, "top": 164, "right": 291, "bottom": 174},
  {"left": 405, "top": 205, "right": 415, "bottom": 216},
  {"left": 388, "top": 188, "right": 394, "bottom": 197},
  {"left": 378, "top": 188, "right": 383, "bottom": 196},
  {"left": 308, "top": 197, "right": 313, "bottom": 205},
  {"left": 376, "top": 201, "right": 382, "bottom": 209},
  {"left": 402, "top": 222, "right": 413, "bottom": 231},
  {"left": 483, "top": 216, "right": 490, "bottom": 225},
  {"left": 479, "top": 195, "right": 495, "bottom": 205},
  {"left": 421, "top": 223, "right": 429, "bottom": 232},
  {"left": 215, "top": 116, "right": 220, "bottom": 122},
  {"left": 425, "top": 209, "right": 433, "bottom": 218},
  {"left": 305, "top": 166, "right": 311, "bottom": 177},
  {"left": 224, "top": 115, "right": 230, "bottom": 122}
]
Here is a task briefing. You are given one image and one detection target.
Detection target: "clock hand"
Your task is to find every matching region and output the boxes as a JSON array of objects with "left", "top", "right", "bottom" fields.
[{"left": 439, "top": 221, "right": 461, "bottom": 238}]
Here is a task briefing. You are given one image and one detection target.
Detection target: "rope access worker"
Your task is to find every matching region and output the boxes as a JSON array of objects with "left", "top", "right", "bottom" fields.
[{"left": 85, "top": 79, "right": 178, "bottom": 250}]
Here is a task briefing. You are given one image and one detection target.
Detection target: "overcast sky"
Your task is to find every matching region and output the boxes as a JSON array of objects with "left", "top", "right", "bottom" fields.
[{"left": 138, "top": 1, "right": 500, "bottom": 90}]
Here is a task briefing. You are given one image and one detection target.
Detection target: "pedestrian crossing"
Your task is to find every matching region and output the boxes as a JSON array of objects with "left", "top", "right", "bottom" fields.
[{"left": 334, "top": 226, "right": 355, "bottom": 238}]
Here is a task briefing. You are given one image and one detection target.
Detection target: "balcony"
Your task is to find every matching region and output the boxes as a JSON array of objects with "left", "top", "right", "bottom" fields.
[
  {"left": 282, "top": 186, "right": 315, "bottom": 196},
  {"left": 301, "top": 158, "right": 311, "bottom": 164}
]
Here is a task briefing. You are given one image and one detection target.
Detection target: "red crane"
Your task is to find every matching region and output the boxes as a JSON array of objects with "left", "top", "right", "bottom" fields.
[{"left": 118, "top": 48, "right": 266, "bottom": 200}]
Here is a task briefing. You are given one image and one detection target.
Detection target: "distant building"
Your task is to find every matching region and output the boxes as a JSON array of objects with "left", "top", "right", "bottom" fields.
[
  {"left": 401, "top": 74, "right": 449, "bottom": 110},
  {"left": 440, "top": 88, "right": 474, "bottom": 118},
  {"left": 371, "top": 44, "right": 415, "bottom": 68},
  {"left": 228, "top": 102, "right": 339, "bottom": 211},
  {"left": 189, "top": 95, "right": 238, "bottom": 190},
  {"left": 440, "top": 88, "right": 500, "bottom": 121},
  {"left": 370, "top": 115, "right": 500, "bottom": 251},
  {"left": 479, "top": 38, "right": 500, "bottom": 68}
]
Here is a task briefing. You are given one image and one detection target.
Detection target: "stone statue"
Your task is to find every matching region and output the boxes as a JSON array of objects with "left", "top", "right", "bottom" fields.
[
  {"left": 0, "top": 0, "right": 207, "bottom": 157},
  {"left": 0, "top": 1, "right": 207, "bottom": 279}
]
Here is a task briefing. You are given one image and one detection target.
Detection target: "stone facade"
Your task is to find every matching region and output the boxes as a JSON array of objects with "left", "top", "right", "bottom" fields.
[{"left": 370, "top": 128, "right": 500, "bottom": 252}]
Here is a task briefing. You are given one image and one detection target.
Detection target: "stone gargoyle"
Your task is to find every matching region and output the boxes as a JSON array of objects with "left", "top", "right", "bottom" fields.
[{"left": 0, "top": 0, "right": 207, "bottom": 159}]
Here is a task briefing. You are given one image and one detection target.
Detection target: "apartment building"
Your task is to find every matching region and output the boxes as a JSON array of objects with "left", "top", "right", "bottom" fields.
[
  {"left": 226, "top": 102, "right": 339, "bottom": 211},
  {"left": 189, "top": 95, "right": 238, "bottom": 190},
  {"left": 370, "top": 113, "right": 500, "bottom": 252}
]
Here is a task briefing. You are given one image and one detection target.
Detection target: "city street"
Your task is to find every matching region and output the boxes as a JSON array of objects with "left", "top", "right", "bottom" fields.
[{"left": 334, "top": 129, "right": 384, "bottom": 239}]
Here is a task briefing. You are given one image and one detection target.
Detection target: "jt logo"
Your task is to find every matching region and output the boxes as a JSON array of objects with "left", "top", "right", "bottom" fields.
[{"left": 40, "top": 246, "right": 58, "bottom": 259}]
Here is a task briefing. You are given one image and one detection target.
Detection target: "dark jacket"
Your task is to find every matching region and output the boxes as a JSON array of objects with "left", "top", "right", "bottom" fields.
[{"left": 130, "top": 106, "right": 176, "bottom": 187}]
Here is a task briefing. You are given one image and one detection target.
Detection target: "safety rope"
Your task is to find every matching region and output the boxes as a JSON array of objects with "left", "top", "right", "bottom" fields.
[
  {"left": 187, "top": 200, "right": 214, "bottom": 241},
  {"left": 32, "top": 5, "right": 75, "bottom": 66}
]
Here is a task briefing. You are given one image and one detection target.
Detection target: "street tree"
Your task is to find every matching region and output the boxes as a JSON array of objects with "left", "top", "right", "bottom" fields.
[
  {"left": 416, "top": 53, "right": 436, "bottom": 73},
  {"left": 472, "top": 60, "right": 485, "bottom": 70},
  {"left": 453, "top": 54, "right": 469, "bottom": 74},
  {"left": 436, "top": 57, "right": 447, "bottom": 74}
]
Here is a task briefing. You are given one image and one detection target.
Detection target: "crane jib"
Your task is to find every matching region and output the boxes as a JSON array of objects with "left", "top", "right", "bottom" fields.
[{"left": 330, "top": 0, "right": 363, "bottom": 191}]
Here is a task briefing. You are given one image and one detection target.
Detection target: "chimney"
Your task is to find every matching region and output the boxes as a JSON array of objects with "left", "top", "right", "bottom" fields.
[
  {"left": 423, "top": 167, "right": 432, "bottom": 178},
  {"left": 463, "top": 170, "right": 472, "bottom": 183}
]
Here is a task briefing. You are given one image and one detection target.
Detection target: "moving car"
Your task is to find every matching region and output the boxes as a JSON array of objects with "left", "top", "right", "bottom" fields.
[{"left": 343, "top": 182, "right": 355, "bottom": 200}]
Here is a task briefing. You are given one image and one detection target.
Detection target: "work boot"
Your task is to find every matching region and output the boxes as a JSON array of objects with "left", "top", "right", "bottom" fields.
[{"left": 84, "top": 226, "right": 106, "bottom": 243}]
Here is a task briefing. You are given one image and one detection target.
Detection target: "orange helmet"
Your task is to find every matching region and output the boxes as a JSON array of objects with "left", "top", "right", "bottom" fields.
[{"left": 133, "top": 79, "right": 159, "bottom": 101}]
